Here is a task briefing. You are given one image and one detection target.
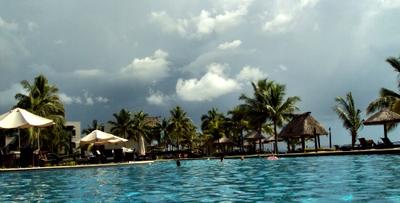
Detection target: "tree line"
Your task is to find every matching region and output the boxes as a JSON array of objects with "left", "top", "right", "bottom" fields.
[{"left": 3, "top": 54, "right": 400, "bottom": 155}]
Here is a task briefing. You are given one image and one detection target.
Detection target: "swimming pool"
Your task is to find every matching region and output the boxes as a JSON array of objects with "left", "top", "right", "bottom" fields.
[{"left": 1, "top": 155, "right": 400, "bottom": 202}]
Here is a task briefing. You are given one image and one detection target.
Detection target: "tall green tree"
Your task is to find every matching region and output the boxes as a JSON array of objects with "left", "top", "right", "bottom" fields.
[
  {"left": 334, "top": 92, "right": 363, "bottom": 148},
  {"left": 201, "top": 108, "right": 227, "bottom": 153},
  {"left": 131, "top": 111, "right": 152, "bottom": 142},
  {"left": 156, "top": 118, "right": 171, "bottom": 150},
  {"left": 168, "top": 106, "right": 194, "bottom": 151},
  {"left": 239, "top": 79, "right": 300, "bottom": 154},
  {"left": 228, "top": 106, "right": 249, "bottom": 152},
  {"left": 15, "top": 74, "right": 65, "bottom": 151},
  {"left": 109, "top": 109, "right": 134, "bottom": 139},
  {"left": 82, "top": 119, "right": 104, "bottom": 135},
  {"left": 367, "top": 56, "right": 400, "bottom": 131},
  {"left": 201, "top": 108, "right": 226, "bottom": 141}
]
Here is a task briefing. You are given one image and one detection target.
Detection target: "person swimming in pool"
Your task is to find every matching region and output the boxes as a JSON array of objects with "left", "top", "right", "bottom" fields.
[{"left": 176, "top": 153, "right": 181, "bottom": 167}]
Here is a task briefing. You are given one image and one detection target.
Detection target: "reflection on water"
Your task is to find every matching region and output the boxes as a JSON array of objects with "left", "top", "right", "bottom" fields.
[{"left": 1, "top": 155, "right": 400, "bottom": 202}]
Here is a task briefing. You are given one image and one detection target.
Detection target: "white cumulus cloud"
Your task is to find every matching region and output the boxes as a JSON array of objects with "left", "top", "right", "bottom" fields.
[
  {"left": 0, "top": 17, "right": 18, "bottom": 30},
  {"left": 236, "top": 66, "right": 267, "bottom": 82},
  {"left": 74, "top": 69, "right": 105, "bottom": 77},
  {"left": 121, "top": 49, "right": 170, "bottom": 82},
  {"left": 146, "top": 90, "right": 170, "bottom": 106},
  {"left": 262, "top": 0, "right": 319, "bottom": 33},
  {"left": 60, "top": 91, "right": 108, "bottom": 106},
  {"left": 218, "top": 40, "right": 242, "bottom": 50},
  {"left": 176, "top": 63, "right": 241, "bottom": 101},
  {"left": 151, "top": 0, "right": 251, "bottom": 38},
  {"left": 263, "top": 13, "right": 294, "bottom": 32}
]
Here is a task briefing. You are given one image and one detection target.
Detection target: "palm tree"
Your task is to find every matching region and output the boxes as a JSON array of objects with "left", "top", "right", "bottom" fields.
[
  {"left": 228, "top": 106, "right": 249, "bottom": 152},
  {"left": 201, "top": 108, "right": 226, "bottom": 153},
  {"left": 334, "top": 92, "right": 363, "bottom": 148},
  {"left": 367, "top": 56, "right": 400, "bottom": 131},
  {"left": 156, "top": 118, "right": 171, "bottom": 150},
  {"left": 108, "top": 109, "right": 134, "bottom": 139},
  {"left": 201, "top": 108, "right": 225, "bottom": 141},
  {"left": 131, "top": 111, "right": 152, "bottom": 155},
  {"left": 239, "top": 79, "right": 300, "bottom": 154},
  {"left": 168, "top": 106, "right": 194, "bottom": 151},
  {"left": 15, "top": 74, "right": 65, "bottom": 151},
  {"left": 82, "top": 119, "right": 104, "bottom": 135}
]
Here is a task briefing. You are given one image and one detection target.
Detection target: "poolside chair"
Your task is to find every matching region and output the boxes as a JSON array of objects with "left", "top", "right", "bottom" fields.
[
  {"left": 380, "top": 137, "right": 400, "bottom": 148},
  {"left": 358, "top": 138, "right": 376, "bottom": 149},
  {"left": 114, "top": 149, "right": 124, "bottom": 162},
  {"left": 103, "top": 150, "right": 114, "bottom": 162}
]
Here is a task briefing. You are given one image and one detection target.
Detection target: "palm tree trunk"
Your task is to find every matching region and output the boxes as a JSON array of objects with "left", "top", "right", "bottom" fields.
[
  {"left": 273, "top": 121, "right": 278, "bottom": 154},
  {"left": 352, "top": 132, "right": 356, "bottom": 149},
  {"left": 241, "top": 130, "right": 244, "bottom": 152}
]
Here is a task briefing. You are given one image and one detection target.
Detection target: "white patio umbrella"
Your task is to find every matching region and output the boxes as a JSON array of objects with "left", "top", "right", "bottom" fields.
[
  {"left": 0, "top": 108, "right": 55, "bottom": 150},
  {"left": 93, "top": 135, "right": 128, "bottom": 145},
  {"left": 80, "top": 130, "right": 116, "bottom": 145}
]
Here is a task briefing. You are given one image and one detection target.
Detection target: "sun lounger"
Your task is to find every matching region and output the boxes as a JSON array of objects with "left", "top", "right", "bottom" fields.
[
  {"left": 380, "top": 137, "right": 400, "bottom": 148},
  {"left": 358, "top": 138, "right": 375, "bottom": 149}
]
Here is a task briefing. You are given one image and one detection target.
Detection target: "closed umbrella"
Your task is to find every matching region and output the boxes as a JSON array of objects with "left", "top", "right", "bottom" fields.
[{"left": 0, "top": 108, "right": 54, "bottom": 150}]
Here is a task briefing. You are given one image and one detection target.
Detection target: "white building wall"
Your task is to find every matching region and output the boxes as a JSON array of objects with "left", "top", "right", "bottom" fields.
[{"left": 66, "top": 121, "right": 81, "bottom": 147}]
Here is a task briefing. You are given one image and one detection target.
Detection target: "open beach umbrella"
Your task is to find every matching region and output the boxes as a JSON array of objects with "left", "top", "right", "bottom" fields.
[
  {"left": 94, "top": 135, "right": 128, "bottom": 145},
  {"left": 363, "top": 108, "right": 400, "bottom": 139},
  {"left": 0, "top": 108, "right": 55, "bottom": 150},
  {"left": 279, "top": 112, "right": 328, "bottom": 152},
  {"left": 80, "top": 130, "right": 116, "bottom": 145}
]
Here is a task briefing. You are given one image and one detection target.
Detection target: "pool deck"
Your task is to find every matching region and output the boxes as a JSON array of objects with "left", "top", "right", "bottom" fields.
[
  {"left": 278, "top": 147, "right": 400, "bottom": 157},
  {"left": 0, "top": 160, "right": 154, "bottom": 173},
  {"left": 2, "top": 148, "right": 400, "bottom": 172}
]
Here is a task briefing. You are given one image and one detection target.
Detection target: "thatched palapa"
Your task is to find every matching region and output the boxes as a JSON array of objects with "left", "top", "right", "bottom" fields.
[
  {"left": 245, "top": 131, "right": 266, "bottom": 152},
  {"left": 364, "top": 108, "right": 400, "bottom": 138},
  {"left": 279, "top": 112, "right": 328, "bottom": 138},
  {"left": 364, "top": 108, "right": 400, "bottom": 125},
  {"left": 245, "top": 131, "right": 267, "bottom": 140},
  {"left": 279, "top": 112, "right": 327, "bottom": 152},
  {"left": 213, "top": 136, "right": 233, "bottom": 144}
]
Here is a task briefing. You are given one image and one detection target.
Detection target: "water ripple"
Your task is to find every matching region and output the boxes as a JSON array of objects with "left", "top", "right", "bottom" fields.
[{"left": 1, "top": 155, "right": 400, "bottom": 202}]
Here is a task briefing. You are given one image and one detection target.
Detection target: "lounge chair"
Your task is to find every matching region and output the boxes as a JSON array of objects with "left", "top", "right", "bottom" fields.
[
  {"left": 114, "top": 149, "right": 124, "bottom": 162},
  {"left": 380, "top": 137, "right": 400, "bottom": 148},
  {"left": 103, "top": 150, "right": 114, "bottom": 162},
  {"left": 358, "top": 138, "right": 375, "bottom": 149}
]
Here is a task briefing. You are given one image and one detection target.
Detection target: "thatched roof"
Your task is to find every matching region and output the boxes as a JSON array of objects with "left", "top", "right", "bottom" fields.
[
  {"left": 364, "top": 108, "right": 400, "bottom": 125},
  {"left": 245, "top": 131, "right": 267, "bottom": 140},
  {"left": 213, "top": 136, "right": 233, "bottom": 144},
  {"left": 144, "top": 116, "right": 160, "bottom": 127},
  {"left": 279, "top": 112, "right": 328, "bottom": 138},
  {"left": 263, "top": 135, "right": 284, "bottom": 143}
]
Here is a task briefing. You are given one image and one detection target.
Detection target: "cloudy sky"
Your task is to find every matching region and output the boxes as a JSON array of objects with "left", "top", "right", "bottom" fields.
[{"left": 1, "top": 0, "right": 400, "bottom": 146}]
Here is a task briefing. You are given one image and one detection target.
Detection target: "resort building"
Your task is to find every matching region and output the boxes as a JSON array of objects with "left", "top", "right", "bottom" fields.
[{"left": 64, "top": 121, "right": 81, "bottom": 154}]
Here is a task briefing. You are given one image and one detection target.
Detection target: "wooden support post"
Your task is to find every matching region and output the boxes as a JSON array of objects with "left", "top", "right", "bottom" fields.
[
  {"left": 314, "top": 128, "right": 318, "bottom": 153},
  {"left": 329, "top": 127, "right": 332, "bottom": 149}
]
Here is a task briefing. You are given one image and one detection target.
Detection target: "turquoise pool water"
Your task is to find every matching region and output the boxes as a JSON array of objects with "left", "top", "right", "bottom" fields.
[{"left": 1, "top": 155, "right": 400, "bottom": 202}]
